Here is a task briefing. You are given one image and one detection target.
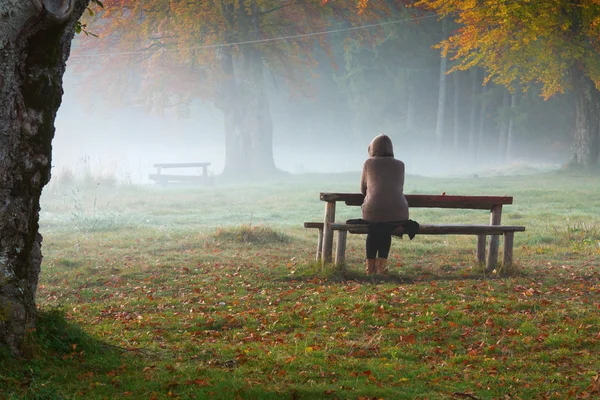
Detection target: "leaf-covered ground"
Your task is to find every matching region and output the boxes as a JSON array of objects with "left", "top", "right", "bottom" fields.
[{"left": 1, "top": 170, "right": 599, "bottom": 399}]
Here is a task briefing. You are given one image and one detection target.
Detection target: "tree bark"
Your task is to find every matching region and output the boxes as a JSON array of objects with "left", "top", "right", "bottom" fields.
[
  {"left": 215, "top": 1, "right": 278, "bottom": 178},
  {"left": 0, "top": 0, "right": 89, "bottom": 356},
  {"left": 570, "top": 69, "right": 600, "bottom": 167}
]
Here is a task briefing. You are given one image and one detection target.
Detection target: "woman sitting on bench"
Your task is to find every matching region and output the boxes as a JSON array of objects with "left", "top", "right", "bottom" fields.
[{"left": 360, "top": 134, "right": 409, "bottom": 275}]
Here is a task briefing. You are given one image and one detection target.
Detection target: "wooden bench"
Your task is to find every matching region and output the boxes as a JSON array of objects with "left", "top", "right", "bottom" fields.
[
  {"left": 304, "top": 193, "right": 526, "bottom": 272},
  {"left": 148, "top": 162, "right": 214, "bottom": 186}
]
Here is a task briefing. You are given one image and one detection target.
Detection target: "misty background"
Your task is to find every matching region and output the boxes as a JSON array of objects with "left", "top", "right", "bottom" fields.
[{"left": 52, "top": 16, "right": 574, "bottom": 186}]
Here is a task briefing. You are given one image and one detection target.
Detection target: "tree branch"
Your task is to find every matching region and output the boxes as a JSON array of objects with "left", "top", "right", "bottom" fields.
[{"left": 260, "top": 2, "right": 292, "bottom": 15}]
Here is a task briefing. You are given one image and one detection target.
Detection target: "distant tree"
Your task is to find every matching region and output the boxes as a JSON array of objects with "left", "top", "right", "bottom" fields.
[
  {"left": 0, "top": 0, "right": 90, "bottom": 356},
  {"left": 434, "top": 17, "right": 448, "bottom": 153},
  {"left": 336, "top": 7, "right": 442, "bottom": 141},
  {"left": 417, "top": 0, "right": 600, "bottom": 167},
  {"left": 75, "top": 0, "right": 403, "bottom": 177}
]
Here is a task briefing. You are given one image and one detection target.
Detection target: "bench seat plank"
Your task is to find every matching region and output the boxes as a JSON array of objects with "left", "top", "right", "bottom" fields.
[
  {"left": 306, "top": 222, "right": 525, "bottom": 235},
  {"left": 320, "top": 193, "right": 513, "bottom": 209},
  {"left": 330, "top": 223, "right": 525, "bottom": 235},
  {"left": 304, "top": 222, "right": 324, "bottom": 229}
]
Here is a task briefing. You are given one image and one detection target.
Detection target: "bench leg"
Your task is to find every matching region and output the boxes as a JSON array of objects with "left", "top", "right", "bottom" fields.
[
  {"left": 503, "top": 232, "right": 514, "bottom": 269},
  {"left": 322, "top": 202, "right": 336, "bottom": 265},
  {"left": 487, "top": 235, "right": 500, "bottom": 272},
  {"left": 486, "top": 205, "right": 502, "bottom": 272},
  {"left": 486, "top": 246, "right": 498, "bottom": 272},
  {"left": 335, "top": 230, "right": 347, "bottom": 266},
  {"left": 316, "top": 228, "right": 323, "bottom": 262},
  {"left": 476, "top": 235, "right": 486, "bottom": 264}
]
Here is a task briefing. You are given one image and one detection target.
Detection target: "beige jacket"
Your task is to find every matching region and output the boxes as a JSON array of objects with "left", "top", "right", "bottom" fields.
[{"left": 360, "top": 134, "right": 409, "bottom": 222}]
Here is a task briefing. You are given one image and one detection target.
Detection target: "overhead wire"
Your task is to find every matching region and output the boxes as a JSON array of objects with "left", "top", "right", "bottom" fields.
[
  {"left": 69, "top": 12, "right": 441, "bottom": 61},
  {"left": 68, "top": 0, "right": 531, "bottom": 63}
]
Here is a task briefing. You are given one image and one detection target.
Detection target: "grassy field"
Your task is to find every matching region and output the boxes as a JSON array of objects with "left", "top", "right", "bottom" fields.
[{"left": 1, "top": 169, "right": 599, "bottom": 399}]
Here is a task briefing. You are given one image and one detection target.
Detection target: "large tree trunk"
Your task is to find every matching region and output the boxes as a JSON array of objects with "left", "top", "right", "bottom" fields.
[
  {"left": 570, "top": 69, "right": 600, "bottom": 167},
  {"left": 0, "top": 0, "right": 88, "bottom": 356},
  {"left": 219, "top": 49, "right": 276, "bottom": 177},
  {"left": 215, "top": 1, "right": 277, "bottom": 178}
]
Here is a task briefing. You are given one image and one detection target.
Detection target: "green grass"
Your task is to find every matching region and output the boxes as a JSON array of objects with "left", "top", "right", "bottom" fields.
[{"left": 1, "top": 170, "right": 599, "bottom": 399}]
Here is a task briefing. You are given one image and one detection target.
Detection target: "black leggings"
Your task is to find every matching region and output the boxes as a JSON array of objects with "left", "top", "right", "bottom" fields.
[{"left": 366, "top": 230, "right": 392, "bottom": 259}]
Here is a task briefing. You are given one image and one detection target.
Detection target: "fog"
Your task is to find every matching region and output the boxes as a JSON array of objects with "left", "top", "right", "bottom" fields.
[
  {"left": 53, "top": 86, "right": 566, "bottom": 186},
  {"left": 52, "top": 128, "right": 563, "bottom": 189},
  {"left": 53, "top": 40, "right": 571, "bottom": 186}
]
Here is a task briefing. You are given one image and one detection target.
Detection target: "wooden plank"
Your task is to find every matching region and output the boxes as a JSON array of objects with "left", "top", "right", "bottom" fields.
[
  {"left": 487, "top": 204, "right": 503, "bottom": 271},
  {"left": 153, "top": 162, "right": 211, "bottom": 168},
  {"left": 322, "top": 202, "right": 336, "bottom": 265},
  {"left": 320, "top": 193, "right": 513, "bottom": 209},
  {"left": 328, "top": 223, "right": 524, "bottom": 235},
  {"left": 335, "top": 230, "right": 347, "bottom": 265},
  {"left": 320, "top": 193, "right": 364, "bottom": 205},
  {"left": 476, "top": 235, "right": 486, "bottom": 264},
  {"left": 308, "top": 222, "right": 525, "bottom": 234},
  {"left": 501, "top": 231, "right": 514, "bottom": 271}
]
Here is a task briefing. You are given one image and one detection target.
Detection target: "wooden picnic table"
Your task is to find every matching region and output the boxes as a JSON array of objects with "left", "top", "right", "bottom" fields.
[{"left": 310, "top": 193, "right": 522, "bottom": 272}]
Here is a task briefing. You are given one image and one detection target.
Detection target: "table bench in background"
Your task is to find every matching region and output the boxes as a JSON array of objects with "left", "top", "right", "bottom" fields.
[
  {"left": 149, "top": 162, "right": 214, "bottom": 186},
  {"left": 304, "top": 193, "right": 526, "bottom": 272}
]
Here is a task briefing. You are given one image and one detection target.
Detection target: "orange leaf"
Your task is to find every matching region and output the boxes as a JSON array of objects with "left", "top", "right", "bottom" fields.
[{"left": 399, "top": 334, "right": 416, "bottom": 344}]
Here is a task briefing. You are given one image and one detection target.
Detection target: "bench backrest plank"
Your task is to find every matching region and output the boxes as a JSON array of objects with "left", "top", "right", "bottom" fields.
[
  {"left": 320, "top": 193, "right": 513, "bottom": 210},
  {"left": 154, "top": 163, "right": 211, "bottom": 168}
]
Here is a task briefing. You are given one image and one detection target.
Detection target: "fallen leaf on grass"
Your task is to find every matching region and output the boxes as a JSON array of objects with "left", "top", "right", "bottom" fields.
[
  {"left": 398, "top": 334, "right": 416, "bottom": 344},
  {"left": 184, "top": 379, "right": 211, "bottom": 386}
]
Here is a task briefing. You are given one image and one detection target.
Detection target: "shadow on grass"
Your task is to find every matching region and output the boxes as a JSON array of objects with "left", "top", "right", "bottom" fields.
[
  {"left": 0, "top": 308, "right": 134, "bottom": 399},
  {"left": 278, "top": 262, "right": 529, "bottom": 285}
]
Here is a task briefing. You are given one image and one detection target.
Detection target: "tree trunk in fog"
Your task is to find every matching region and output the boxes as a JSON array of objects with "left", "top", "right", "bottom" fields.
[
  {"left": 452, "top": 72, "right": 460, "bottom": 151},
  {"left": 468, "top": 68, "right": 479, "bottom": 154},
  {"left": 405, "top": 71, "right": 415, "bottom": 133},
  {"left": 215, "top": 2, "right": 277, "bottom": 178},
  {"left": 505, "top": 91, "right": 518, "bottom": 161},
  {"left": 497, "top": 90, "right": 509, "bottom": 159},
  {"left": 435, "top": 20, "right": 448, "bottom": 153},
  {"left": 217, "top": 48, "right": 276, "bottom": 177},
  {"left": 0, "top": 0, "right": 89, "bottom": 356},
  {"left": 570, "top": 69, "right": 600, "bottom": 167},
  {"left": 476, "top": 85, "right": 487, "bottom": 161}
]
